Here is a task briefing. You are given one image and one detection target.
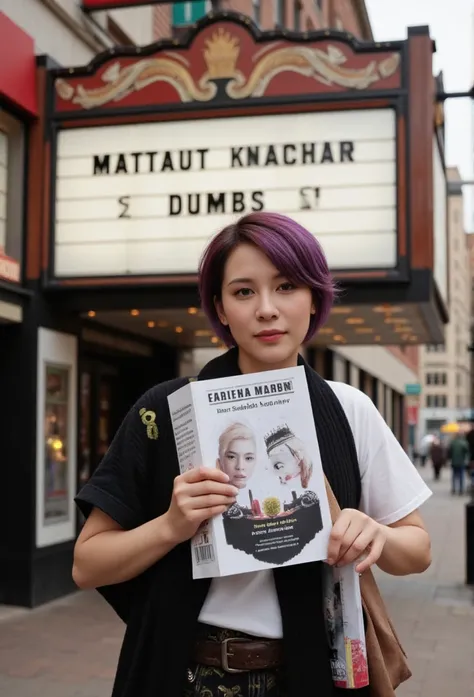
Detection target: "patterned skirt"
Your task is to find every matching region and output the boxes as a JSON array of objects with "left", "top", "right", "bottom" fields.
[{"left": 184, "top": 624, "right": 287, "bottom": 697}]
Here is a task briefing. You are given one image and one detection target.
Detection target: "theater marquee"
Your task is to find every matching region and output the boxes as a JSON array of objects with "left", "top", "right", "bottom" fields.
[
  {"left": 55, "top": 108, "right": 396, "bottom": 277},
  {"left": 44, "top": 12, "right": 447, "bottom": 343}
]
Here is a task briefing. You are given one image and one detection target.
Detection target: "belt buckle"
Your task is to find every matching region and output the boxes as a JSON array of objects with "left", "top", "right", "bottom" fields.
[{"left": 221, "top": 637, "right": 248, "bottom": 673}]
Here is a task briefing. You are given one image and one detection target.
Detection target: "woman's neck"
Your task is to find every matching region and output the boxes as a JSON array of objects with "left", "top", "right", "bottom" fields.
[{"left": 237, "top": 349, "right": 300, "bottom": 375}]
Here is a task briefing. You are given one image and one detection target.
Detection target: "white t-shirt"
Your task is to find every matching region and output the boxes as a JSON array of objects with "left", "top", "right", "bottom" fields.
[{"left": 198, "top": 380, "right": 432, "bottom": 638}]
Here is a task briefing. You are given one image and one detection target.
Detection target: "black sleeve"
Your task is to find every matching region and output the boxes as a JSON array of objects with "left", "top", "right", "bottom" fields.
[
  {"left": 75, "top": 392, "right": 155, "bottom": 530},
  {"left": 74, "top": 390, "right": 158, "bottom": 624}
]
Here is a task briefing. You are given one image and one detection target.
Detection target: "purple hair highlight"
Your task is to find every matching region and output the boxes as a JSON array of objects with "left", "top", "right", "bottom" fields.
[{"left": 198, "top": 211, "right": 336, "bottom": 347}]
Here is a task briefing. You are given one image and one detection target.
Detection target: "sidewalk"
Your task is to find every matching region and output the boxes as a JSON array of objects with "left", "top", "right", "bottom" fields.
[{"left": 0, "top": 467, "right": 472, "bottom": 697}]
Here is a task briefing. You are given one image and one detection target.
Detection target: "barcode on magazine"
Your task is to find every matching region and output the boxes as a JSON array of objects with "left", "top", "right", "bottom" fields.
[{"left": 194, "top": 544, "right": 215, "bottom": 565}]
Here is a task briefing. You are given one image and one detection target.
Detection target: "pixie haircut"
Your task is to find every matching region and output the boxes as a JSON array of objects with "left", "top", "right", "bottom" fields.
[{"left": 198, "top": 211, "right": 335, "bottom": 346}]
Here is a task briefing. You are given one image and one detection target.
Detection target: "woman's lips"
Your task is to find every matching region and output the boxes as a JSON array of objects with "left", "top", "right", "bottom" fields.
[{"left": 255, "top": 331, "right": 286, "bottom": 343}]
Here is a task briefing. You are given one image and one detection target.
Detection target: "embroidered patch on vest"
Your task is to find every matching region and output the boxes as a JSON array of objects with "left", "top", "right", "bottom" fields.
[{"left": 139, "top": 408, "right": 159, "bottom": 440}]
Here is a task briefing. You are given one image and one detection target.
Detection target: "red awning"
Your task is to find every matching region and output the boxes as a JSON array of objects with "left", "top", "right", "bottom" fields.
[{"left": 0, "top": 12, "right": 37, "bottom": 117}]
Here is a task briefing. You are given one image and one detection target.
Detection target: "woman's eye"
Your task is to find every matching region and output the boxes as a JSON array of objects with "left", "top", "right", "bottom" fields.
[
  {"left": 273, "top": 462, "right": 283, "bottom": 470},
  {"left": 278, "top": 282, "right": 295, "bottom": 292},
  {"left": 235, "top": 287, "right": 253, "bottom": 297},
  {"left": 246, "top": 455, "right": 255, "bottom": 462}
]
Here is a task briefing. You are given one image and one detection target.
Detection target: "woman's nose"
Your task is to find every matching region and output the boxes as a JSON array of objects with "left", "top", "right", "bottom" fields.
[{"left": 256, "top": 293, "right": 279, "bottom": 319}]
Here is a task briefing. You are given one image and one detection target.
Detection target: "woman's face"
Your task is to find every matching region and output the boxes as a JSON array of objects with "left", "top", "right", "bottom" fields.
[
  {"left": 218, "top": 437, "right": 256, "bottom": 489},
  {"left": 268, "top": 444, "right": 300, "bottom": 485},
  {"left": 216, "top": 243, "right": 315, "bottom": 374}
]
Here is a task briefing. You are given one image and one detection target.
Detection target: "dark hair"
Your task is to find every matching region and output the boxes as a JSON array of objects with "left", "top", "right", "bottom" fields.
[{"left": 198, "top": 211, "right": 336, "bottom": 346}]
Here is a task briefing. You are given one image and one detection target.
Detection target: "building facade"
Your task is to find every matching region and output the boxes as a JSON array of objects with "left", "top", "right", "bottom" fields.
[
  {"left": 153, "top": 0, "right": 373, "bottom": 39},
  {"left": 419, "top": 167, "right": 472, "bottom": 437},
  {"left": 0, "top": 2, "right": 446, "bottom": 608}
]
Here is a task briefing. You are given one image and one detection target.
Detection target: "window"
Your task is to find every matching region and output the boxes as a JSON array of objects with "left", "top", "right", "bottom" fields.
[
  {"left": 0, "top": 109, "right": 25, "bottom": 284},
  {"left": 425, "top": 372, "right": 447, "bottom": 385},
  {"left": 426, "top": 395, "right": 447, "bottom": 408},
  {"left": 252, "top": 0, "right": 261, "bottom": 24},
  {"left": 456, "top": 372, "right": 462, "bottom": 387},
  {"left": 274, "top": 0, "right": 285, "bottom": 26},
  {"left": 426, "top": 344, "right": 445, "bottom": 353},
  {"left": 294, "top": 1, "right": 301, "bottom": 30}
]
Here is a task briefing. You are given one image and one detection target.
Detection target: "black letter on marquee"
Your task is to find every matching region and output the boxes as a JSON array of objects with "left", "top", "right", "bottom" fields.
[
  {"left": 264, "top": 145, "right": 278, "bottom": 167},
  {"left": 302, "top": 143, "right": 316, "bottom": 165},
  {"left": 131, "top": 152, "right": 142, "bottom": 173},
  {"left": 188, "top": 194, "right": 200, "bottom": 215},
  {"left": 283, "top": 144, "right": 297, "bottom": 165},
  {"left": 115, "top": 154, "right": 128, "bottom": 174},
  {"left": 233, "top": 192, "right": 245, "bottom": 213},
  {"left": 320, "top": 143, "right": 334, "bottom": 164},
  {"left": 208, "top": 192, "right": 226, "bottom": 214},
  {"left": 161, "top": 151, "right": 174, "bottom": 172},
  {"left": 147, "top": 151, "right": 157, "bottom": 172},
  {"left": 118, "top": 196, "right": 131, "bottom": 218},
  {"left": 93, "top": 154, "right": 110, "bottom": 175},
  {"left": 169, "top": 195, "right": 182, "bottom": 216},
  {"left": 299, "top": 187, "right": 320, "bottom": 210},
  {"left": 231, "top": 147, "right": 244, "bottom": 167},
  {"left": 340, "top": 141, "right": 354, "bottom": 162},
  {"left": 197, "top": 149, "right": 209, "bottom": 170},
  {"left": 180, "top": 150, "right": 192, "bottom": 171},
  {"left": 251, "top": 191, "right": 264, "bottom": 211}
]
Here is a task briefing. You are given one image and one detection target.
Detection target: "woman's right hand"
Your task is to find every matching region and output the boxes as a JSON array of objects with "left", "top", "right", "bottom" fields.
[{"left": 164, "top": 467, "right": 238, "bottom": 544}]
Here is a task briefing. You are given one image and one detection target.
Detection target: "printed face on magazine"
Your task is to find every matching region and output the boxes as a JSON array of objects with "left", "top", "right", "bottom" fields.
[
  {"left": 217, "top": 436, "right": 257, "bottom": 489},
  {"left": 216, "top": 243, "right": 315, "bottom": 372},
  {"left": 268, "top": 443, "right": 301, "bottom": 485}
]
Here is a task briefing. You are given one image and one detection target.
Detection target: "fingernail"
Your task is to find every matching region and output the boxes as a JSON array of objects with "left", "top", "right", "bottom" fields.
[
  {"left": 231, "top": 486, "right": 239, "bottom": 495},
  {"left": 326, "top": 558, "right": 334, "bottom": 566}
]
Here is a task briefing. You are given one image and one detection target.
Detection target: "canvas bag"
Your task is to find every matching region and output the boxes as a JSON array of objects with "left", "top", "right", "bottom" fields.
[{"left": 324, "top": 478, "right": 412, "bottom": 696}]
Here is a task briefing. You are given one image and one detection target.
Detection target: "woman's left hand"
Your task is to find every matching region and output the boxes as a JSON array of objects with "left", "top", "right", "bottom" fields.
[{"left": 326, "top": 509, "right": 387, "bottom": 575}]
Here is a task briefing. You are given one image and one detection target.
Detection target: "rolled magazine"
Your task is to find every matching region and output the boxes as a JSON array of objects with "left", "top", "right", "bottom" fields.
[{"left": 323, "top": 563, "right": 369, "bottom": 689}]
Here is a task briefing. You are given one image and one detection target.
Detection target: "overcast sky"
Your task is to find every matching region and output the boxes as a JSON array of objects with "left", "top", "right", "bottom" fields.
[{"left": 366, "top": 0, "right": 474, "bottom": 230}]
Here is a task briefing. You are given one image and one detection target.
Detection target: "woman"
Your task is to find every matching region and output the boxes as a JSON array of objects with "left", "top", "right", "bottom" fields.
[{"left": 73, "top": 211, "right": 432, "bottom": 697}]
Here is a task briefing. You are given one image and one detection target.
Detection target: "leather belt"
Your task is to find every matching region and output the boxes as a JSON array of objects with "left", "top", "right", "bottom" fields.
[{"left": 193, "top": 637, "right": 284, "bottom": 673}]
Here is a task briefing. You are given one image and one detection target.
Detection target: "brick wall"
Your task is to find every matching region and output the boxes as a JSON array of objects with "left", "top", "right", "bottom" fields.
[{"left": 152, "top": 0, "right": 370, "bottom": 41}]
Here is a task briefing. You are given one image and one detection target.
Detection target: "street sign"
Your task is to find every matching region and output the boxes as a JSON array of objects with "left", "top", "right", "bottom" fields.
[{"left": 405, "top": 383, "right": 421, "bottom": 396}]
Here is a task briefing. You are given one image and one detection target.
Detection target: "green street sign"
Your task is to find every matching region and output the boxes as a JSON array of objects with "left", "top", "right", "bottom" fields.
[{"left": 405, "top": 383, "right": 421, "bottom": 396}]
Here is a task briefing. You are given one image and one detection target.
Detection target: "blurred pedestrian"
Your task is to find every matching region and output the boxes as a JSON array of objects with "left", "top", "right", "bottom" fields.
[
  {"left": 418, "top": 434, "right": 435, "bottom": 467},
  {"left": 447, "top": 432, "right": 469, "bottom": 495},
  {"left": 429, "top": 437, "right": 446, "bottom": 481}
]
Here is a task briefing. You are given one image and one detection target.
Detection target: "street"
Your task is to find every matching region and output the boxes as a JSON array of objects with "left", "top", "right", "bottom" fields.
[{"left": 0, "top": 467, "right": 472, "bottom": 697}]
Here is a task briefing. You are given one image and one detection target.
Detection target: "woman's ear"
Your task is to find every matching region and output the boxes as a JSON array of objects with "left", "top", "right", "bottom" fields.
[{"left": 214, "top": 296, "right": 228, "bottom": 326}]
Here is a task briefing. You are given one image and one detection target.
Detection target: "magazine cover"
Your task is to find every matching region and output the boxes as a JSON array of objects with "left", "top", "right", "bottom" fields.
[
  {"left": 167, "top": 365, "right": 332, "bottom": 579},
  {"left": 323, "top": 564, "right": 369, "bottom": 689}
]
